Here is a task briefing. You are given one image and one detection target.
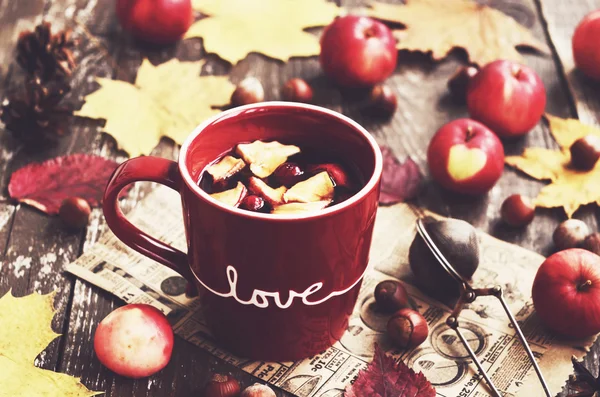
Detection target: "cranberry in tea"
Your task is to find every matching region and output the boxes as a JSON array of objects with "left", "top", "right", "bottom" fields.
[{"left": 199, "top": 140, "right": 362, "bottom": 214}]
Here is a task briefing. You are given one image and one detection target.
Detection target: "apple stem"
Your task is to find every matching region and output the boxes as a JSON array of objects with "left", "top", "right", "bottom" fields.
[
  {"left": 578, "top": 280, "right": 593, "bottom": 291},
  {"left": 363, "top": 27, "right": 376, "bottom": 39},
  {"left": 465, "top": 126, "right": 475, "bottom": 141},
  {"left": 511, "top": 64, "right": 521, "bottom": 78}
]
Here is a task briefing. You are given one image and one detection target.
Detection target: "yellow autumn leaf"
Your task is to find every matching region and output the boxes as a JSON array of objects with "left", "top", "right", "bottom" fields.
[
  {"left": 75, "top": 59, "right": 235, "bottom": 157},
  {"left": 505, "top": 115, "right": 600, "bottom": 218},
  {"left": 369, "top": 0, "right": 549, "bottom": 65},
  {"left": 186, "top": 0, "right": 339, "bottom": 64},
  {"left": 0, "top": 291, "right": 100, "bottom": 397}
]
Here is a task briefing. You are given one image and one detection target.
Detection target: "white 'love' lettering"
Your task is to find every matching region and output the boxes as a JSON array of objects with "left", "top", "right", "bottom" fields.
[{"left": 193, "top": 265, "right": 369, "bottom": 309}]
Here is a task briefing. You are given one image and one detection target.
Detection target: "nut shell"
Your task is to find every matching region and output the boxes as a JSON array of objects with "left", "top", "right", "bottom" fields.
[
  {"left": 387, "top": 308, "right": 429, "bottom": 349},
  {"left": 367, "top": 84, "right": 397, "bottom": 118},
  {"left": 447, "top": 65, "right": 479, "bottom": 102},
  {"left": 553, "top": 219, "right": 589, "bottom": 251},
  {"left": 231, "top": 77, "right": 264, "bottom": 106}
]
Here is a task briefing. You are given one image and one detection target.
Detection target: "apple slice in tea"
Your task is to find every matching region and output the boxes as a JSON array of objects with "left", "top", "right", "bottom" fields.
[
  {"left": 206, "top": 155, "right": 246, "bottom": 183},
  {"left": 284, "top": 172, "right": 335, "bottom": 203},
  {"left": 272, "top": 201, "right": 331, "bottom": 214},
  {"left": 236, "top": 140, "right": 300, "bottom": 178},
  {"left": 210, "top": 181, "right": 247, "bottom": 207},
  {"left": 248, "top": 176, "right": 287, "bottom": 206}
]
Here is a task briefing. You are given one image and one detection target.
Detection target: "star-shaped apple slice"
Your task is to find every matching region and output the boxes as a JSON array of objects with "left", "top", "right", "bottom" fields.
[
  {"left": 206, "top": 155, "right": 246, "bottom": 183},
  {"left": 284, "top": 172, "right": 335, "bottom": 203},
  {"left": 248, "top": 177, "right": 287, "bottom": 206},
  {"left": 210, "top": 181, "right": 247, "bottom": 207},
  {"left": 272, "top": 201, "right": 331, "bottom": 214},
  {"left": 236, "top": 140, "right": 300, "bottom": 178}
]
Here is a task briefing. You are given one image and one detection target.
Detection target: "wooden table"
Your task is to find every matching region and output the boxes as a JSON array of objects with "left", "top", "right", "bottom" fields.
[{"left": 1, "top": 0, "right": 599, "bottom": 396}]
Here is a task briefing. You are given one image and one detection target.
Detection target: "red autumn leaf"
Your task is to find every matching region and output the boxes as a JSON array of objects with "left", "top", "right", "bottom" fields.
[
  {"left": 379, "top": 145, "right": 422, "bottom": 205},
  {"left": 8, "top": 153, "right": 125, "bottom": 215},
  {"left": 345, "top": 344, "right": 436, "bottom": 397}
]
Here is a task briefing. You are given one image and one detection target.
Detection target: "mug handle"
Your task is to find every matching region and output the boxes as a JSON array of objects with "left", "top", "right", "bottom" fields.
[{"left": 103, "top": 156, "right": 196, "bottom": 285}]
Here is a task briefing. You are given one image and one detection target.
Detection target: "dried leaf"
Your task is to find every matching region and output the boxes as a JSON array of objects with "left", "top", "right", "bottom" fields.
[
  {"left": 8, "top": 153, "right": 125, "bottom": 215},
  {"left": 345, "top": 344, "right": 435, "bottom": 397},
  {"left": 75, "top": 59, "right": 235, "bottom": 156},
  {"left": 379, "top": 146, "right": 422, "bottom": 205},
  {"left": 369, "top": 0, "right": 548, "bottom": 65},
  {"left": 505, "top": 115, "right": 600, "bottom": 217},
  {"left": 0, "top": 291, "right": 100, "bottom": 396},
  {"left": 186, "top": 0, "right": 339, "bottom": 64}
]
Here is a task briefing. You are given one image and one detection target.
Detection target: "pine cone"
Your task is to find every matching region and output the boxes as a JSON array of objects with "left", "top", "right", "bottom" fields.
[
  {"left": 16, "top": 22, "right": 76, "bottom": 82},
  {"left": 1, "top": 78, "right": 71, "bottom": 145}
]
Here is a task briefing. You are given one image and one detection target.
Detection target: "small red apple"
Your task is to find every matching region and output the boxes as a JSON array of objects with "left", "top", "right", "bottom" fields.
[
  {"left": 427, "top": 118, "right": 504, "bottom": 195},
  {"left": 466, "top": 60, "right": 546, "bottom": 139},
  {"left": 319, "top": 15, "right": 397, "bottom": 88},
  {"left": 573, "top": 10, "right": 600, "bottom": 81},
  {"left": 116, "top": 0, "right": 193, "bottom": 45},
  {"left": 94, "top": 304, "right": 174, "bottom": 378},
  {"left": 532, "top": 249, "right": 600, "bottom": 338}
]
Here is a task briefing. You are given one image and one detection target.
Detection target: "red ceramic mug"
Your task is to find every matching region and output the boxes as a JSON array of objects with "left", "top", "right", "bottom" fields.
[{"left": 103, "top": 102, "right": 383, "bottom": 360}]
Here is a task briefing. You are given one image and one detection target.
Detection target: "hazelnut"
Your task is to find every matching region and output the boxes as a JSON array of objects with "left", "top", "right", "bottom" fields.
[
  {"left": 570, "top": 135, "right": 600, "bottom": 171},
  {"left": 240, "top": 383, "right": 276, "bottom": 397},
  {"left": 582, "top": 233, "right": 600, "bottom": 256},
  {"left": 553, "top": 219, "right": 590, "bottom": 251},
  {"left": 374, "top": 280, "right": 410, "bottom": 313},
  {"left": 203, "top": 374, "right": 241, "bottom": 397},
  {"left": 273, "top": 162, "right": 304, "bottom": 187},
  {"left": 447, "top": 65, "right": 479, "bottom": 102},
  {"left": 387, "top": 308, "right": 429, "bottom": 349},
  {"left": 500, "top": 194, "right": 535, "bottom": 227},
  {"left": 231, "top": 77, "right": 264, "bottom": 106},
  {"left": 59, "top": 197, "right": 91, "bottom": 229},
  {"left": 367, "top": 84, "right": 397, "bottom": 118},
  {"left": 240, "top": 195, "right": 267, "bottom": 213},
  {"left": 281, "top": 78, "right": 313, "bottom": 103}
]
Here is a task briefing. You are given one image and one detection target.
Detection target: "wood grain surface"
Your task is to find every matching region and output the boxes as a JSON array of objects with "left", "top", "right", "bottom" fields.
[{"left": 0, "top": 0, "right": 599, "bottom": 396}]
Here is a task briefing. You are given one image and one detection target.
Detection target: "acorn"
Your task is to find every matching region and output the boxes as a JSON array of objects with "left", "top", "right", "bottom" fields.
[
  {"left": 553, "top": 219, "right": 589, "bottom": 251},
  {"left": 59, "top": 197, "right": 91, "bottom": 229},
  {"left": 203, "top": 374, "right": 241, "bottom": 397},
  {"left": 570, "top": 135, "right": 600, "bottom": 171},
  {"left": 409, "top": 218, "right": 479, "bottom": 298},
  {"left": 240, "top": 383, "right": 276, "bottom": 397},
  {"left": 500, "top": 194, "right": 535, "bottom": 227},
  {"left": 447, "top": 65, "right": 479, "bottom": 102},
  {"left": 387, "top": 308, "right": 429, "bottom": 349},
  {"left": 281, "top": 78, "right": 313, "bottom": 103},
  {"left": 367, "top": 84, "right": 397, "bottom": 118},
  {"left": 582, "top": 233, "right": 600, "bottom": 256},
  {"left": 374, "top": 280, "right": 410, "bottom": 313},
  {"left": 231, "top": 77, "right": 264, "bottom": 106}
]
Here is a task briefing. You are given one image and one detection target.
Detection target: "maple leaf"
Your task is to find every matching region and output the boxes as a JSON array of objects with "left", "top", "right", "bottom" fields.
[
  {"left": 75, "top": 59, "right": 235, "bottom": 156},
  {"left": 369, "top": 0, "right": 549, "bottom": 65},
  {"left": 0, "top": 291, "right": 100, "bottom": 397},
  {"left": 185, "top": 0, "right": 339, "bottom": 64},
  {"left": 379, "top": 145, "right": 422, "bottom": 205},
  {"left": 506, "top": 115, "right": 600, "bottom": 218},
  {"left": 345, "top": 344, "right": 435, "bottom": 397},
  {"left": 8, "top": 153, "right": 127, "bottom": 215}
]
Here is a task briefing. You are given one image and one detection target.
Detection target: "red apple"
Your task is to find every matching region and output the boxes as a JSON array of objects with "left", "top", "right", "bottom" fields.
[
  {"left": 116, "top": 0, "right": 193, "bottom": 45},
  {"left": 319, "top": 16, "right": 397, "bottom": 88},
  {"left": 427, "top": 118, "right": 504, "bottom": 195},
  {"left": 94, "top": 304, "right": 174, "bottom": 378},
  {"left": 532, "top": 249, "right": 600, "bottom": 338},
  {"left": 573, "top": 10, "right": 600, "bottom": 81},
  {"left": 466, "top": 60, "right": 546, "bottom": 138}
]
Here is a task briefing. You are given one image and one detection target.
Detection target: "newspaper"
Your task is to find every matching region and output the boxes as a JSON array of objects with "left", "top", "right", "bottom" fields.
[{"left": 67, "top": 186, "right": 594, "bottom": 397}]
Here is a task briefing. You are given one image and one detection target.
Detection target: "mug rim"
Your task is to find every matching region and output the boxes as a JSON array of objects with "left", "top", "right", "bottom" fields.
[{"left": 179, "top": 101, "right": 383, "bottom": 221}]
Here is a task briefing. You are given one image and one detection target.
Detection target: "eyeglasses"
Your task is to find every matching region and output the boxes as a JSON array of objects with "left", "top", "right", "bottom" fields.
[{"left": 416, "top": 218, "right": 551, "bottom": 397}]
